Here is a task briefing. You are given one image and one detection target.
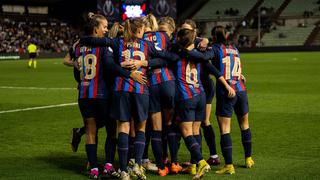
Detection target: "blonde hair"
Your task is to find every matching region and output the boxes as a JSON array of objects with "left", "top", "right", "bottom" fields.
[
  {"left": 124, "top": 18, "right": 144, "bottom": 41},
  {"left": 143, "top": 14, "right": 158, "bottom": 32},
  {"left": 158, "top": 16, "right": 175, "bottom": 32},
  {"left": 84, "top": 12, "right": 107, "bottom": 35},
  {"left": 108, "top": 22, "right": 124, "bottom": 38}
]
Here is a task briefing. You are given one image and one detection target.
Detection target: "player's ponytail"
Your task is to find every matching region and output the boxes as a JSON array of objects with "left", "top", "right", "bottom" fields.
[
  {"left": 124, "top": 18, "right": 144, "bottom": 42},
  {"left": 109, "top": 22, "right": 124, "bottom": 38},
  {"left": 144, "top": 13, "right": 158, "bottom": 32},
  {"left": 88, "top": 12, "right": 95, "bottom": 19},
  {"left": 212, "top": 26, "right": 227, "bottom": 44}
]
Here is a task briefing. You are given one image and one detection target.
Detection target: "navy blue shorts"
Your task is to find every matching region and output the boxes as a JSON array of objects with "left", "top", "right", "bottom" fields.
[
  {"left": 177, "top": 93, "right": 206, "bottom": 122},
  {"left": 78, "top": 98, "right": 110, "bottom": 127},
  {"left": 149, "top": 81, "right": 175, "bottom": 113},
  {"left": 203, "top": 78, "right": 215, "bottom": 104},
  {"left": 216, "top": 91, "right": 249, "bottom": 117},
  {"left": 29, "top": 53, "right": 36, "bottom": 59},
  {"left": 110, "top": 91, "right": 149, "bottom": 122}
]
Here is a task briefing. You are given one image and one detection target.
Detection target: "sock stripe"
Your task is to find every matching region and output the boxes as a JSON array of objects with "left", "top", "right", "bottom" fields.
[
  {"left": 223, "top": 146, "right": 232, "bottom": 149},
  {"left": 134, "top": 141, "right": 146, "bottom": 145},
  {"left": 191, "top": 143, "right": 199, "bottom": 148},
  {"left": 168, "top": 133, "right": 177, "bottom": 136},
  {"left": 151, "top": 138, "right": 162, "bottom": 141}
]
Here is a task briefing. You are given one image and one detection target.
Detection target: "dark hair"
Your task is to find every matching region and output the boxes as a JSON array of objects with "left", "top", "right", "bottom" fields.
[
  {"left": 108, "top": 22, "right": 124, "bottom": 38},
  {"left": 211, "top": 25, "right": 227, "bottom": 44},
  {"left": 84, "top": 12, "right": 107, "bottom": 36},
  {"left": 176, "top": 28, "right": 196, "bottom": 48},
  {"left": 181, "top": 19, "right": 197, "bottom": 30},
  {"left": 124, "top": 18, "right": 144, "bottom": 41}
]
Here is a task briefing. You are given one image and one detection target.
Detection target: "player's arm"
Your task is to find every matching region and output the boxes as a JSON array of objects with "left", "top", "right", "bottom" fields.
[
  {"left": 103, "top": 48, "right": 147, "bottom": 84},
  {"left": 148, "top": 58, "right": 168, "bottom": 68},
  {"left": 73, "top": 67, "right": 81, "bottom": 84},
  {"left": 195, "top": 37, "right": 209, "bottom": 51},
  {"left": 63, "top": 47, "right": 74, "bottom": 67},
  {"left": 148, "top": 41, "right": 180, "bottom": 62},
  {"left": 79, "top": 37, "right": 118, "bottom": 50}
]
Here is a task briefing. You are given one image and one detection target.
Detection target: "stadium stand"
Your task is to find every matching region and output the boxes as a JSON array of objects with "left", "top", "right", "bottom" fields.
[
  {"left": 311, "top": 30, "right": 320, "bottom": 45},
  {"left": 0, "top": 17, "right": 80, "bottom": 53},
  {"left": 261, "top": 25, "right": 315, "bottom": 46},
  {"left": 260, "top": 0, "right": 283, "bottom": 9},
  {"left": 280, "top": 0, "right": 320, "bottom": 17},
  {"left": 193, "top": 0, "right": 255, "bottom": 21}
]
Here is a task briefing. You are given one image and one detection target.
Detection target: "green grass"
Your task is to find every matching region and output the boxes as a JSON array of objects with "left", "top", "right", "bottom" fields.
[{"left": 0, "top": 52, "right": 320, "bottom": 179}]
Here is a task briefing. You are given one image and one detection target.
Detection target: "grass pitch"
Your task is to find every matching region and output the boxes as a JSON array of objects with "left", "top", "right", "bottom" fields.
[{"left": 0, "top": 52, "right": 320, "bottom": 179}]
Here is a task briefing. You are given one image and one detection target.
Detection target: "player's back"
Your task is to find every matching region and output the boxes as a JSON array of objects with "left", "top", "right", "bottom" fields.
[
  {"left": 212, "top": 43, "right": 246, "bottom": 92},
  {"left": 114, "top": 38, "right": 151, "bottom": 94},
  {"left": 175, "top": 56, "right": 203, "bottom": 100},
  {"left": 75, "top": 45, "right": 109, "bottom": 99},
  {"left": 143, "top": 31, "right": 175, "bottom": 85}
]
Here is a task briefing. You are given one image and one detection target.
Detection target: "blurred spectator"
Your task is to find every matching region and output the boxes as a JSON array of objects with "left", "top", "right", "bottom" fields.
[
  {"left": 0, "top": 17, "right": 80, "bottom": 53},
  {"left": 224, "top": 8, "right": 239, "bottom": 16},
  {"left": 238, "top": 35, "right": 251, "bottom": 47}
]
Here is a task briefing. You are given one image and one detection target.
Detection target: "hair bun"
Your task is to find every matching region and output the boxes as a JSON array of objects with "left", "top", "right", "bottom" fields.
[{"left": 88, "top": 12, "right": 95, "bottom": 19}]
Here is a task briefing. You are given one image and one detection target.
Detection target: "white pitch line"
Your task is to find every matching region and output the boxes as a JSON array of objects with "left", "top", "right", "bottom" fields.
[
  {"left": 0, "top": 102, "right": 78, "bottom": 114},
  {"left": 0, "top": 86, "right": 76, "bottom": 90}
]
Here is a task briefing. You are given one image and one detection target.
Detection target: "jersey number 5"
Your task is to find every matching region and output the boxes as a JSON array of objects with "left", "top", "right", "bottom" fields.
[
  {"left": 78, "top": 54, "right": 97, "bottom": 80},
  {"left": 222, "top": 56, "right": 241, "bottom": 80}
]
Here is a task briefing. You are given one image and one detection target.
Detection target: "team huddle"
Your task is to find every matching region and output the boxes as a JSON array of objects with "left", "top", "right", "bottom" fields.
[{"left": 65, "top": 13, "right": 254, "bottom": 180}]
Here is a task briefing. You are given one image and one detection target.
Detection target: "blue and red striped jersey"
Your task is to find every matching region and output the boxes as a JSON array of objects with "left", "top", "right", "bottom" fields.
[
  {"left": 212, "top": 44, "right": 246, "bottom": 92},
  {"left": 176, "top": 58, "right": 204, "bottom": 100},
  {"left": 75, "top": 46, "right": 108, "bottom": 99},
  {"left": 143, "top": 31, "right": 175, "bottom": 85},
  {"left": 114, "top": 38, "right": 149, "bottom": 94}
]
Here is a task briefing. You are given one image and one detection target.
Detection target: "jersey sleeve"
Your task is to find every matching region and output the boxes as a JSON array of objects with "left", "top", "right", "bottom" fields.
[
  {"left": 147, "top": 41, "right": 180, "bottom": 64},
  {"left": 148, "top": 58, "right": 168, "bottom": 68},
  {"left": 80, "top": 37, "right": 119, "bottom": 50},
  {"left": 102, "top": 47, "right": 131, "bottom": 79},
  {"left": 203, "top": 61, "right": 223, "bottom": 79},
  {"left": 194, "top": 37, "right": 202, "bottom": 47}
]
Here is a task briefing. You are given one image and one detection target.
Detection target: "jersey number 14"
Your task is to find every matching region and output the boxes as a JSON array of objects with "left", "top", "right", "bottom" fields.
[{"left": 222, "top": 56, "right": 241, "bottom": 80}]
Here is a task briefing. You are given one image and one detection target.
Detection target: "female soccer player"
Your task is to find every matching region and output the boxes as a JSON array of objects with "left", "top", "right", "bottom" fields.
[
  {"left": 142, "top": 14, "right": 178, "bottom": 176},
  {"left": 172, "top": 28, "right": 212, "bottom": 180},
  {"left": 79, "top": 17, "right": 182, "bottom": 180},
  {"left": 180, "top": 19, "right": 221, "bottom": 166},
  {"left": 74, "top": 14, "right": 146, "bottom": 179},
  {"left": 211, "top": 26, "right": 254, "bottom": 174}
]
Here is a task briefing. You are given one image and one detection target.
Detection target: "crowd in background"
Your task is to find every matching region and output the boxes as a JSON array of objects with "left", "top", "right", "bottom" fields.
[{"left": 0, "top": 17, "right": 80, "bottom": 53}]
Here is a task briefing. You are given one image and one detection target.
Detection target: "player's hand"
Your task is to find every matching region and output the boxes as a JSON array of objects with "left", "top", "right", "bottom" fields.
[
  {"left": 132, "top": 60, "right": 148, "bottom": 70},
  {"left": 130, "top": 71, "right": 147, "bottom": 84},
  {"left": 132, "top": 60, "right": 142, "bottom": 70},
  {"left": 198, "top": 38, "right": 209, "bottom": 51},
  {"left": 121, "top": 61, "right": 135, "bottom": 69},
  {"left": 240, "top": 74, "right": 246, "bottom": 83},
  {"left": 227, "top": 86, "right": 236, "bottom": 98},
  {"left": 73, "top": 61, "right": 80, "bottom": 70}
]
